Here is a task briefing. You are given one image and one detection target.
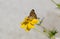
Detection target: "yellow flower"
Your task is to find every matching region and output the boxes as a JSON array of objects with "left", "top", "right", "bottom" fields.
[
  {"left": 20, "top": 17, "right": 39, "bottom": 32},
  {"left": 30, "top": 19, "right": 39, "bottom": 24}
]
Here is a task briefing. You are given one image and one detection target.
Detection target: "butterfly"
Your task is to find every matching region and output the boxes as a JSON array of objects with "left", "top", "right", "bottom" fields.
[{"left": 28, "top": 9, "right": 37, "bottom": 19}]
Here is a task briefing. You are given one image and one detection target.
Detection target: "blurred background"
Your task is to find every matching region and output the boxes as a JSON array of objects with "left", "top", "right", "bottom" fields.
[{"left": 0, "top": 0, "right": 60, "bottom": 39}]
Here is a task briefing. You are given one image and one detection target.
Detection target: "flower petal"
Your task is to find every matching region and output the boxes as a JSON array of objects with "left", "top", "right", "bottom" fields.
[
  {"left": 28, "top": 23, "right": 35, "bottom": 29},
  {"left": 30, "top": 19, "right": 39, "bottom": 24},
  {"left": 20, "top": 24, "right": 26, "bottom": 29}
]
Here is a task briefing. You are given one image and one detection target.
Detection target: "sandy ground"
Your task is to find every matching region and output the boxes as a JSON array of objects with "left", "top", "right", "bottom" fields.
[{"left": 0, "top": 0, "right": 60, "bottom": 39}]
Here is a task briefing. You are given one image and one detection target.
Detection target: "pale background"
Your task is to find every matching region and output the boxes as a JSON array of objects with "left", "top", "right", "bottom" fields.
[{"left": 0, "top": 0, "right": 60, "bottom": 39}]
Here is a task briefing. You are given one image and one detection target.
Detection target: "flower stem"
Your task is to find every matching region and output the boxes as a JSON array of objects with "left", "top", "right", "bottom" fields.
[
  {"left": 51, "top": 0, "right": 60, "bottom": 8},
  {"left": 49, "top": 36, "right": 55, "bottom": 39},
  {"left": 51, "top": 0, "right": 57, "bottom": 5},
  {"left": 34, "top": 28, "right": 41, "bottom": 32}
]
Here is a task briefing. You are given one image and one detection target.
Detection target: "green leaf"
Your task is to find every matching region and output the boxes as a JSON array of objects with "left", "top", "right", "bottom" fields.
[
  {"left": 56, "top": 4, "right": 60, "bottom": 8},
  {"left": 48, "top": 29, "right": 58, "bottom": 38}
]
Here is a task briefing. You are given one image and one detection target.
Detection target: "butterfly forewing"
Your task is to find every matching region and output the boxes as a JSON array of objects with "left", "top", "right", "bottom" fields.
[{"left": 28, "top": 9, "right": 37, "bottom": 19}]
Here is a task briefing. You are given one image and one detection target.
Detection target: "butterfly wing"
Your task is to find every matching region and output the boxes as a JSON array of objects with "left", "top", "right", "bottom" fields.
[{"left": 28, "top": 9, "right": 37, "bottom": 19}]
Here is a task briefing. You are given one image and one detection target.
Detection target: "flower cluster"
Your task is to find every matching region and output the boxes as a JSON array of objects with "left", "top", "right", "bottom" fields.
[{"left": 20, "top": 17, "right": 39, "bottom": 32}]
